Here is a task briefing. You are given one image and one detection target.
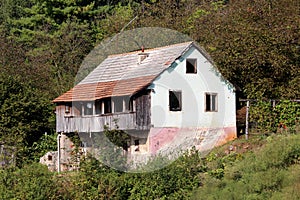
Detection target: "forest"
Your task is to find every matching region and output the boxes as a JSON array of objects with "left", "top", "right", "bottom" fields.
[{"left": 0, "top": 0, "right": 299, "bottom": 199}]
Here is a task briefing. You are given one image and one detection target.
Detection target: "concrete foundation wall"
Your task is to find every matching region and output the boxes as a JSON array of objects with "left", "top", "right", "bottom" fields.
[{"left": 148, "top": 127, "right": 236, "bottom": 157}]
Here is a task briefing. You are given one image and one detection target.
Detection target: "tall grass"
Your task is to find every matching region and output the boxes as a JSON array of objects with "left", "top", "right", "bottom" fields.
[{"left": 193, "top": 133, "right": 300, "bottom": 199}]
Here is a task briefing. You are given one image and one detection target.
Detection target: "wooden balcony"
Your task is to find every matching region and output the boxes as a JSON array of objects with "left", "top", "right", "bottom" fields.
[{"left": 56, "top": 112, "right": 150, "bottom": 133}]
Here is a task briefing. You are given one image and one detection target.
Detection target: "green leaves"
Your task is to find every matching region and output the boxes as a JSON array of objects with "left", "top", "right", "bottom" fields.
[
  {"left": 0, "top": 74, "right": 54, "bottom": 166},
  {"left": 184, "top": 0, "right": 300, "bottom": 99},
  {"left": 250, "top": 100, "right": 300, "bottom": 133}
]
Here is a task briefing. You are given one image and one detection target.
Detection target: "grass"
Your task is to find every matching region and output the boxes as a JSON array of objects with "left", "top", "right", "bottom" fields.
[{"left": 192, "top": 132, "right": 300, "bottom": 200}]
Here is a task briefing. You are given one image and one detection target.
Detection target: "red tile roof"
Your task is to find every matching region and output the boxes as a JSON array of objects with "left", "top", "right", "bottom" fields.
[
  {"left": 53, "top": 75, "right": 156, "bottom": 102},
  {"left": 53, "top": 41, "right": 220, "bottom": 102}
]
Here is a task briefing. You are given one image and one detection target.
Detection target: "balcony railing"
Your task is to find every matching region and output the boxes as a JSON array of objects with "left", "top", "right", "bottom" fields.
[{"left": 56, "top": 112, "right": 150, "bottom": 133}]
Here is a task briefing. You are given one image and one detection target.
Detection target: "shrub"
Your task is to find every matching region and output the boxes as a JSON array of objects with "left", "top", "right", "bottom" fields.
[{"left": 0, "top": 163, "right": 58, "bottom": 200}]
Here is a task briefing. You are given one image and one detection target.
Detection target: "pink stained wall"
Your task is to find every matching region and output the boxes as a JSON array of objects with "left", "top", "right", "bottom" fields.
[{"left": 148, "top": 127, "right": 236, "bottom": 155}]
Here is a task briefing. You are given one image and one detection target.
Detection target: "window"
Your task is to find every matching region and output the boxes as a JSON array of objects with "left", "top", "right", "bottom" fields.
[
  {"left": 104, "top": 98, "right": 111, "bottom": 114},
  {"left": 186, "top": 58, "right": 197, "bottom": 74},
  {"left": 84, "top": 102, "right": 93, "bottom": 115},
  {"left": 95, "top": 100, "right": 101, "bottom": 115},
  {"left": 169, "top": 90, "right": 182, "bottom": 111},
  {"left": 205, "top": 93, "right": 217, "bottom": 112},
  {"left": 65, "top": 104, "right": 70, "bottom": 113},
  {"left": 123, "top": 96, "right": 130, "bottom": 112},
  {"left": 113, "top": 96, "right": 123, "bottom": 113},
  {"left": 134, "top": 139, "right": 140, "bottom": 152}
]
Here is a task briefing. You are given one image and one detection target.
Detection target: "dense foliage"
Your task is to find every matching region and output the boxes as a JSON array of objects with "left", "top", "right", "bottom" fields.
[
  {"left": 1, "top": 0, "right": 299, "bottom": 99},
  {"left": 0, "top": 74, "right": 54, "bottom": 165},
  {"left": 0, "top": 0, "right": 299, "bottom": 197},
  {"left": 1, "top": 132, "right": 300, "bottom": 199}
]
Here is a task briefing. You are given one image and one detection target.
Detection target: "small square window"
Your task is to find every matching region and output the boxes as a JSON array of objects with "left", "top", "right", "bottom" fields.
[
  {"left": 65, "top": 105, "right": 70, "bottom": 113},
  {"left": 205, "top": 93, "right": 217, "bottom": 112},
  {"left": 134, "top": 139, "right": 139, "bottom": 146},
  {"left": 186, "top": 59, "right": 197, "bottom": 74},
  {"left": 169, "top": 90, "right": 182, "bottom": 111}
]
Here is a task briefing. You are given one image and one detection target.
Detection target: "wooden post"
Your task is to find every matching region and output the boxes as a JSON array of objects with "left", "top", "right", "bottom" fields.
[
  {"left": 92, "top": 102, "right": 95, "bottom": 115},
  {"left": 123, "top": 97, "right": 126, "bottom": 112},
  {"left": 111, "top": 99, "right": 115, "bottom": 113},
  {"left": 133, "top": 99, "right": 136, "bottom": 112},
  {"left": 57, "top": 133, "right": 61, "bottom": 173},
  {"left": 101, "top": 101, "right": 105, "bottom": 114},
  {"left": 245, "top": 101, "right": 250, "bottom": 140}
]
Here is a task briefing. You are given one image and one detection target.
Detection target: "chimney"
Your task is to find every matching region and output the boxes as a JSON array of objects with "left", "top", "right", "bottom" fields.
[{"left": 137, "top": 46, "right": 148, "bottom": 64}]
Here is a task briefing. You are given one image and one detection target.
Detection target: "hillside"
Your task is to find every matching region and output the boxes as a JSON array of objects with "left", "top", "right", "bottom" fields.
[
  {"left": 0, "top": 1, "right": 299, "bottom": 198},
  {"left": 192, "top": 132, "right": 300, "bottom": 199},
  {"left": 0, "top": 0, "right": 299, "bottom": 166},
  {"left": 1, "top": 132, "right": 300, "bottom": 199}
]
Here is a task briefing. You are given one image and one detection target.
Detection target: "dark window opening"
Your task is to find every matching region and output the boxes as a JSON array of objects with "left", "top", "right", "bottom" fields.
[
  {"left": 84, "top": 102, "right": 93, "bottom": 115},
  {"left": 205, "top": 93, "right": 217, "bottom": 112},
  {"left": 129, "top": 98, "right": 134, "bottom": 112},
  {"left": 104, "top": 98, "right": 111, "bottom": 114},
  {"left": 95, "top": 100, "right": 101, "bottom": 115},
  {"left": 48, "top": 155, "right": 52, "bottom": 161},
  {"left": 186, "top": 59, "right": 197, "bottom": 74},
  {"left": 134, "top": 139, "right": 140, "bottom": 151},
  {"left": 169, "top": 90, "right": 182, "bottom": 111}
]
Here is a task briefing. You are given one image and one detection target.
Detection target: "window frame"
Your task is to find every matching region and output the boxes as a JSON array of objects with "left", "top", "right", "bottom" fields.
[
  {"left": 186, "top": 58, "right": 197, "bottom": 74},
  {"left": 205, "top": 93, "right": 218, "bottom": 112},
  {"left": 83, "top": 102, "right": 94, "bottom": 116},
  {"left": 169, "top": 90, "right": 182, "bottom": 112},
  {"left": 65, "top": 104, "right": 70, "bottom": 114}
]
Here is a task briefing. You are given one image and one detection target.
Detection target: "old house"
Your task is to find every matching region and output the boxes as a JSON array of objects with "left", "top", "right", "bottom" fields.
[{"left": 53, "top": 41, "right": 237, "bottom": 169}]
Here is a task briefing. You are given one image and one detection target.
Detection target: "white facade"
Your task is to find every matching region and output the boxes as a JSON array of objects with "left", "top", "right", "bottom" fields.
[{"left": 150, "top": 46, "right": 236, "bottom": 129}]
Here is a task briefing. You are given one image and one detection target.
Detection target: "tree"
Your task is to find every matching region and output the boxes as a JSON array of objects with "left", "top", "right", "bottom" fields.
[
  {"left": 0, "top": 74, "right": 54, "bottom": 165},
  {"left": 186, "top": 0, "right": 300, "bottom": 99}
]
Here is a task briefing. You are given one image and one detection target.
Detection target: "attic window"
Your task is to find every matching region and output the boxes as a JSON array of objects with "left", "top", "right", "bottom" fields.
[
  {"left": 169, "top": 90, "right": 182, "bottom": 111},
  {"left": 186, "top": 58, "right": 197, "bottom": 74},
  {"left": 205, "top": 93, "right": 217, "bottom": 112}
]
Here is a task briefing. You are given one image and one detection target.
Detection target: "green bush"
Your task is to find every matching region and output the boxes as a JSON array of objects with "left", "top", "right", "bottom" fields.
[
  {"left": 0, "top": 163, "right": 58, "bottom": 200},
  {"left": 250, "top": 100, "right": 300, "bottom": 133}
]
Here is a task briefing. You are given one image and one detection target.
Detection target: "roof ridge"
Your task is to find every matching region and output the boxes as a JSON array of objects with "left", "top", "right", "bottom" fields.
[{"left": 108, "top": 41, "right": 193, "bottom": 58}]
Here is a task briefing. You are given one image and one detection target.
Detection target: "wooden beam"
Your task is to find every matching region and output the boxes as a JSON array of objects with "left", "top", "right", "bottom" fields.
[
  {"left": 101, "top": 101, "right": 105, "bottom": 114},
  {"left": 245, "top": 100, "right": 250, "bottom": 140}
]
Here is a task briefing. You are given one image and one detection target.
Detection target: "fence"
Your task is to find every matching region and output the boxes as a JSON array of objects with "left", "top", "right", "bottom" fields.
[{"left": 238, "top": 99, "right": 300, "bottom": 139}]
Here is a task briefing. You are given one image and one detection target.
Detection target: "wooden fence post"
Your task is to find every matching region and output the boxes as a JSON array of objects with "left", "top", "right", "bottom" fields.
[{"left": 245, "top": 100, "right": 250, "bottom": 140}]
